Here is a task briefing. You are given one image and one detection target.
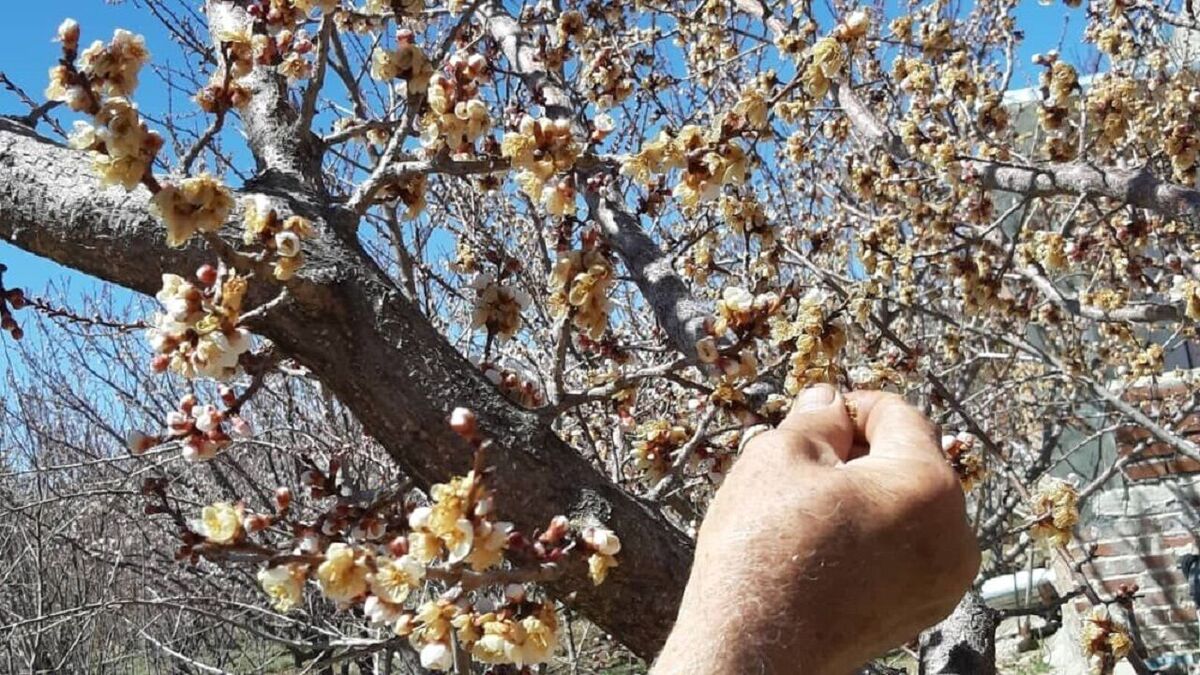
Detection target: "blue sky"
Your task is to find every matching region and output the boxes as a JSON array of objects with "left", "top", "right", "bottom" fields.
[{"left": 0, "top": 0, "right": 1093, "bottom": 342}]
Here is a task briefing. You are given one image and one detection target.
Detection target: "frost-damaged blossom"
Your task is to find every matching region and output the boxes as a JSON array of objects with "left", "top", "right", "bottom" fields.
[
  {"left": 293, "top": 0, "right": 340, "bottom": 14},
  {"left": 1028, "top": 477, "right": 1080, "bottom": 547},
  {"left": 769, "top": 289, "right": 846, "bottom": 394},
  {"left": 420, "top": 53, "right": 492, "bottom": 154},
  {"left": 548, "top": 247, "right": 614, "bottom": 339},
  {"left": 1080, "top": 605, "right": 1133, "bottom": 674},
  {"left": 621, "top": 123, "right": 748, "bottom": 208},
  {"left": 469, "top": 273, "right": 531, "bottom": 341},
  {"left": 371, "top": 31, "right": 435, "bottom": 95},
  {"left": 1170, "top": 275, "right": 1200, "bottom": 320},
  {"left": 502, "top": 115, "right": 580, "bottom": 213},
  {"left": 151, "top": 175, "right": 235, "bottom": 247},
  {"left": 632, "top": 420, "right": 689, "bottom": 482},
  {"left": 147, "top": 271, "right": 251, "bottom": 380},
  {"left": 68, "top": 98, "right": 163, "bottom": 191},
  {"left": 942, "top": 432, "right": 985, "bottom": 492},
  {"left": 242, "top": 196, "right": 317, "bottom": 280}
]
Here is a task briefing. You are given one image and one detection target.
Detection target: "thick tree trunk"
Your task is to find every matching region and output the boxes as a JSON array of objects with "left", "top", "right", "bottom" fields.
[
  {"left": 0, "top": 116, "right": 692, "bottom": 660},
  {"left": 918, "top": 591, "right": 999, "bottom": 675}
]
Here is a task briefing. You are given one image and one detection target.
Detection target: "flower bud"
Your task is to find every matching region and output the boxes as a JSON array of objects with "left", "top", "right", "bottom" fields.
[
  {"left": 539, "top": 515, "right": 570, "bottom": 545},
  {"left": 126, "top": 430, "right": 155, "bottom": 455},
  {"left": 6, "top": 288, "right": 26, "bottom": 309},
  {"left": 388, "top": 535, "right": 409, "bottom": 556},
  {"left": 151, "top": 354, "right": 170, "bottom": 373},
  {"left": 196, "top": 264, "right": 219, "bottom": 286},
  {"left": 243, "top": 514, "right": 270, "bottom": 533},
  {"left": 179, "top": 394, "right": 198, "bottom": 413},
  {"left": 274, "top": 487, "right": 292, "bottom": 511},
  {"left": 229, "top": 416, "right": 252, "bottom": 438},
  {"left": 449, "top": 407, "right": 478, "bottom": 439},
  {"left": 56, "top": 18, "right": 81, "bottom": 51}
]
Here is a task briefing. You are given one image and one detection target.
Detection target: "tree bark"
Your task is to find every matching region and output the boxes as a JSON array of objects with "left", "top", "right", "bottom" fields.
[{"left": 918, "top": 591, "right": 999, "bottom": 675}]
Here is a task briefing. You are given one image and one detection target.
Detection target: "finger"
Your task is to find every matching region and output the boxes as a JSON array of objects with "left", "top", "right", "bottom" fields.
[
  {"left": 775, "top": 384, "right": 855, "bottom": 463},
  {"left": 844, "top": 390, "right": 941, "bottom": 462}
]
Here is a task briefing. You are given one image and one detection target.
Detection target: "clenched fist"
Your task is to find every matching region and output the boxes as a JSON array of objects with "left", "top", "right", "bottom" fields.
[{"left": 653, "top": 386, "right": 980, "bottom": 674}]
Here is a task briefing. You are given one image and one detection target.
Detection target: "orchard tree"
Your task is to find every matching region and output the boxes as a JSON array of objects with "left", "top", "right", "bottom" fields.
[{"left": 2, "top": 0, "right": 1200, "bottom": 672}]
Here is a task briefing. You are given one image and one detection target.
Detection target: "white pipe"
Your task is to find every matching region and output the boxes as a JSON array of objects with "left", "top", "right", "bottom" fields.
[{"left": 980, "top": 568, "right": 1057, "bottom": 610}]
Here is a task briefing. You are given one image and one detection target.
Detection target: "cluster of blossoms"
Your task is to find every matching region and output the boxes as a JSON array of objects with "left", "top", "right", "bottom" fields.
[
  {"left": 147, "top": 266, "right": 251, "bottom": 380},
  {"left": 378, "top": 172, "right": 430, "bottom": 219},
  {"left": 1023, "top": 231, "right": 1068, "bottom": 271},
  {"left": 209, "top": 0, "right": 327, "bottom": 103},
  {"left": 420, "top": 52, "right": 492, "bottom": 154},
  {"left": 1028, "top": 477, "right": 1080, "bottom": 547},
  {"left": 578, "top": 43, "right": 634, "bottom": 109},
  {"left": 502, "top": 116, "right": 581, "bottom": 215},
  {"left": 360, "top": 0, "right": 424, "bottom": 18},
  {"left": 769, "top": 290, "right": 847, "bottom": 395},
  {"left": 803, "top": 10, "right": 870, "bottom": 99},
  {"left": 941, "top": 432, "right": 985, "bottom": 492},
  {"left": 1085, "top": 74, "right": 1139, "bottom": 154},
  {"left": 469, "top": 273, "right": 532, "bottom": 342},
  {"left": 49, "top": 22, "right": 238, "bottom": 249},
  {"left": 1032, "top": 52, "right": 1081, "bottom": 161},
  {"left": 152, "top": 175, "right": 237, "bottom": 248},
  {"left": 632, "top": 419, "right": 689, "bottom": 482},
  {"left": 371, "top": 28, "right": 434, "bottom": 97},
  {"left": 1080, "top": 605, "right": 1133, "bottom": 674},
  {"left": 48, "top": 22, "right": 161, "bottom": 192},
  {"left": 242, "top": 196, "right": 317, "bottom": 281},
  {"left": 622, "top": 122, "right": 749, "bottom": 209},
  {"left": 128, "top": 388, "right": 253, "bottom": 461},
  {"left": 548, "top": 242, "right": 614, "bottom": 340},
  {"left": 631, "top": 417, "right": 733, "bottom": 487},
  {"left": 69, "top": 97, "right": 163, "bottom": 192},
  {"left": 163, "top": 409, "right": 620, "bottom": 672},
  {"left": 695, "top": 287, "right": 782, "bottom": 381},
  {"left": 46, "top": 21, "right": 148, "bottom": 109}
]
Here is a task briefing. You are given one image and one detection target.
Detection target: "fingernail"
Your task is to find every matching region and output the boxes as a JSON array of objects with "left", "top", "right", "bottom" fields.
[{"left": 795, "top": 384, "right": 836, "bottom": 411}]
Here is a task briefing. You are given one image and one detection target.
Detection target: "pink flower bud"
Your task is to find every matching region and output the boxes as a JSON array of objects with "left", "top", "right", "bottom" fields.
[
  {"left": 274, "top": 487, "right": 292, "bottom": 511},
  {"left": 539, "top": 515, "right": 570, "bottom": 545},
  {"left": 388, "top": 536, "right": 409, "bottom": 557},
  {"left": 229, "top": 416, "right": 252, "bottom": 439},
  {"left": 126, "top": 430, "right": 155, "bottom": 455},
  {"left": 151, "top": 354, "right": 170, "bottom": 372},
  {"left": 196, "top": 264, "right": 218, "bottom": 286},
  {"left": 243, "top": 514, "right": 270, "bottom": 533}
]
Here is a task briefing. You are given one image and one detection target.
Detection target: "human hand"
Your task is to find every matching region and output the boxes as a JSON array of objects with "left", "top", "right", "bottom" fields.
[{"left": 653, "top": 385, "right": 980, "bottom": 674}]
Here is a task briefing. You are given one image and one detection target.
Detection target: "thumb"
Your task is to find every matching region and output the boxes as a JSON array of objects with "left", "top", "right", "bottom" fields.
[{"left": 776, "top": 384, "right": 856, "bottom": 463}]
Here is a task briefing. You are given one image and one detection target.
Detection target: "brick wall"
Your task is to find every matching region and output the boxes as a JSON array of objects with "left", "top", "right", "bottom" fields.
[{"left": 1066, "top": 480, "right": 1200, "bottom": 656}]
